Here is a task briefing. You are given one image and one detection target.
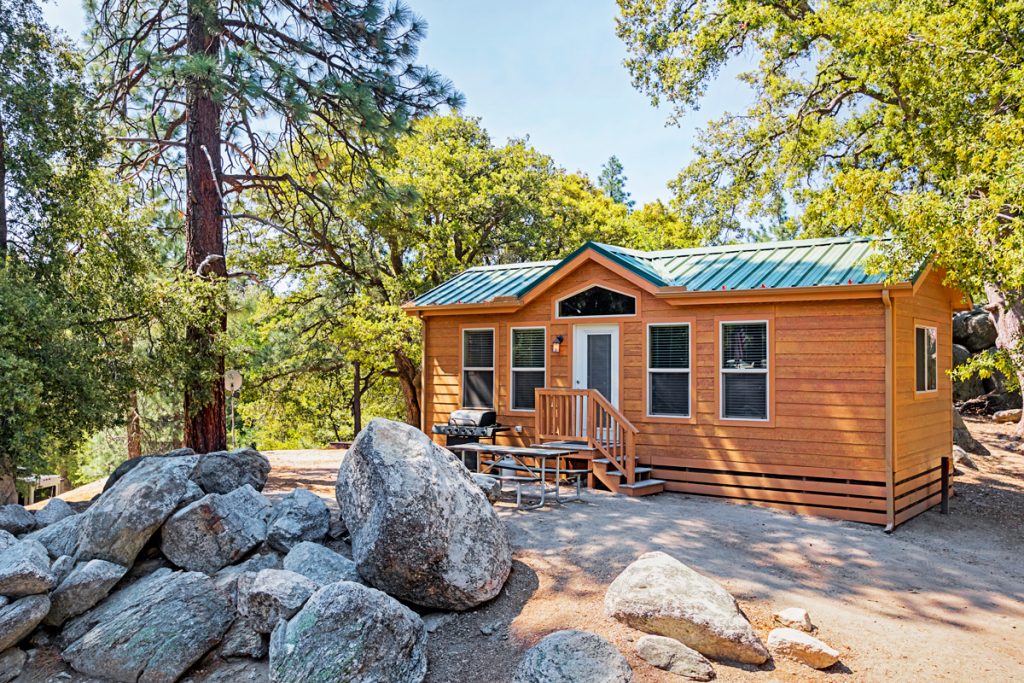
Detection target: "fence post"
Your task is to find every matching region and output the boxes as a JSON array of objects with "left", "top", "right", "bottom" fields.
[{"left": 940, "top": 456, "right": 950, "bottom": 514}]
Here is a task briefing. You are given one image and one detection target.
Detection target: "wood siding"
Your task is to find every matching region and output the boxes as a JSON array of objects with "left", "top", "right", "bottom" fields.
[
  {"left": 420, "top": 260, "right": 956, "bottom": 526},
  {"left": 892, "top": 270, "right": 955, "bottom": 523}
]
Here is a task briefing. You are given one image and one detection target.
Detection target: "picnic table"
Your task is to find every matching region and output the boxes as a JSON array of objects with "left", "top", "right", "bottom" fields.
[{"left": 448, "top": 442, "right": 587, "bottom": 509}]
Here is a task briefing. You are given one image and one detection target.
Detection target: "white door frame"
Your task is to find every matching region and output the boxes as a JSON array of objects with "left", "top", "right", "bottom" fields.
[{"left": 572, "top": 324, "right": 620, "bottom": 407}]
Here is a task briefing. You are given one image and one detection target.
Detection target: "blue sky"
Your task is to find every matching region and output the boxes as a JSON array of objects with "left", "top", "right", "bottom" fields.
[{"left": 43, "top": 0, "right": 752, "bottom": 205}]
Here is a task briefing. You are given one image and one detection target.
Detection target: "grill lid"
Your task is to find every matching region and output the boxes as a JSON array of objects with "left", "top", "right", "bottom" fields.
[{"left": 448, "top": 409, "right": 497, "bottom": 427}]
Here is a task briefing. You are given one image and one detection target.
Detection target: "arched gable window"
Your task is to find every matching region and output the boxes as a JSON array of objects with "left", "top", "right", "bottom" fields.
[{"left": 557, "top": 286, "right": 636, "bottom": 317}]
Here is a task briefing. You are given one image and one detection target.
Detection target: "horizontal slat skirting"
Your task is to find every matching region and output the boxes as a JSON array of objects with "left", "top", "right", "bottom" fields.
[
  {"left": 895, "top": 492, "right": 942, "bottom": 526},
  {"left": 645, "top": 455, "right": 886, "bottom": 481},
  {"left": 662, "top": 483, "right": 887, "bottom": 525},
  {"left": 652, "top": 468, "right": 887, "bottom": 496},
  {"left": 662, "top": 480, "right": 886, "bottom": 511},
  {"left": 896, "top": 480, "right": 942, "bottom": 511}
]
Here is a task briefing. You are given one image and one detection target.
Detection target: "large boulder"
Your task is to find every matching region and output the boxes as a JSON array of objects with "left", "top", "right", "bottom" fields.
[
  {"left": 0, "top": 539, "right": 55, "bottom": 597},
  {"left": 336, "top": 418, "right": 512, "bottom": 610},
  {"left": 22, "top": 512, "right": 82, "bottom": 559},
  {"left": 0, "top": 595, "right": 49, "bottom": 652},
  {"left": 45, "top": 559, "right": 128, "bottom": 627},
  {"left": 635, "top": 634, "right": 714, "bottom": 681},
  {"left": 238, "top": 569, "right": 316, "bottom": 634},
  {"left": 994, "top": 408, "right": 1023, "bottom": 424},
  {"left": 0, "top": 533, "right": 14, "bottom": 555},
  {"left": 953, "top": 407, "right": 990, "bottom": 456},
  {"left": 767, "top": 627, "right": 840, "bottom": 669},
  {"left": 77, "top": 454, "right": 199, "bottom": 566},
  {"left": 513, "top": 630, "right": 633, "bottom": 683},
  {"left": 0, "top": 647, "right": 25, "bottom": 683},
  {"left": 218, "top": 615, "right": 267, "bottom": 659},
  {"left": 102, "top": 447, "right": 196, "bottom": 492},
  {"left": 265, "top": 488, "right": 329, "bottom": 553},
  {"left": 604, "top": 551, "right": 769, "bottom": 665},
  {"left": 161, "top": 485, "right": 272, "bottom": 574},
  {"left": 281, "top": 541, "right": 361, "bottom": 586},
  {"left": 0, "top": 506, "right": 34, "bottom": 536},
  {"left": 269, "top": 581, "right": 427, "bottom": 683},
  {"left": 61, "top": 568, "right": 233, "bottom": 683},
  {"left": 960, "top": 311, "right": 998, "bottom": 352},
  {"left": 33, "top": 498, "right": 75, "bottom": 528},
  {"left": 192, "top": 448, "right": 271, "bottom": 494}
]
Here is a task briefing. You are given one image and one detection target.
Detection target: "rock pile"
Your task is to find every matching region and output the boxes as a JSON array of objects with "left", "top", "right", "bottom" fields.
[
  {"left": 953, "top": 307, "right": 1022, "bottom": 413},
  {"left": 0, "top": 417, "right": 514, "bottom": 683}
]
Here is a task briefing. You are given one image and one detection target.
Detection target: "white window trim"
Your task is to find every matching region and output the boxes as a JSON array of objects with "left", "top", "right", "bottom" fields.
[
  {"left": 509, "top": 326, "right": 546, "bottom": 412},
  {"left": 646, "top": 322, "right": 692, "bottom": 418},
  {"left": 555, "top": 283, "right": 638, "bottom": 319},
  {"left": 719, "top": 320, "right": 770, "bottom": 422},
  {"left": 915, "top": 324, "right": 939, "bottom": 394},
  {"left": 461, "top": 327, "right": 495, "bottom": 409}
]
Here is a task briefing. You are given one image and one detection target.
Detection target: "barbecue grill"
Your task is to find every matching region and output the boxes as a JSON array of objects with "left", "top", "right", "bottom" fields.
[{"left": 433, "top": 409, "right": 510, "bottom": 469}]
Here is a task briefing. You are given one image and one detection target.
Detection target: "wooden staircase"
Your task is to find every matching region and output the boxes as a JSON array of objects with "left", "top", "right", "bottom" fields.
[{"left": 535, "top": 388, "right": 664, "bottom": 497}]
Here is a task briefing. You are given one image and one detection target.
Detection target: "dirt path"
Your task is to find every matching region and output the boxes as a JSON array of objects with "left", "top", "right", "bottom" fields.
[
  {"left": 40, "top": 428, "right": 1023, "bottom": 681},
  {"left": 257, "top": 425, "right": 1023, "bottom": 681}
]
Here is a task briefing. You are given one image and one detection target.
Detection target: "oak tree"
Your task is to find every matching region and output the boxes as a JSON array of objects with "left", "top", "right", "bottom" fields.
[{"left": 618, "top": 0, "right": 1024, "bottom": 433}]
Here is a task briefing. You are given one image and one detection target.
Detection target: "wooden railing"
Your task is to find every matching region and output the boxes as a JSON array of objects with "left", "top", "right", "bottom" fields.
[{"left": 535, "top": 388, "right": 639, "bottom": 485}]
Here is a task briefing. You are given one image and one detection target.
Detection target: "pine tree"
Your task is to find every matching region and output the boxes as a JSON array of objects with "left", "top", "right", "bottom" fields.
[
  {"left": 598, "top": 155, "right": 634, "bottom": 210},
  {"left": 87, "top": 0, "right": 460, "bottom": 451}
]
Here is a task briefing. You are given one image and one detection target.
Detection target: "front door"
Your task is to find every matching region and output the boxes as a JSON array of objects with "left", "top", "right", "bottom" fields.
[{"left": 572, "top": 324, "right": 619, "bottom": 407}]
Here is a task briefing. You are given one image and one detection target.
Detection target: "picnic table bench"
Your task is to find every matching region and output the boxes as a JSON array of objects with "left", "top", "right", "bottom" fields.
[{"left": 448, "top": 442, "right": 587, "bottom": 509}]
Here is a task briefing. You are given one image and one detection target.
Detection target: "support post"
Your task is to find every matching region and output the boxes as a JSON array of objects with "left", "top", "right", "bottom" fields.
[{"left": 940, "top": 456, "right": 950, "bottom": 514}]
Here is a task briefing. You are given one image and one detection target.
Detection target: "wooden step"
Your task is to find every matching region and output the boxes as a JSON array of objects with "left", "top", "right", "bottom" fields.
[
  {"left": 592, "top": 457, "right": 639, "bottom": 465},
  {"left": 594, "top": 466, "right": 654, "bottom": 478},
  {"left": 617, "top": 479, "right": 666, "bottom": 497}
]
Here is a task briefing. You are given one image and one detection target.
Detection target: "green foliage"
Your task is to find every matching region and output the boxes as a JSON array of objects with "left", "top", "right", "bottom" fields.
[
  {"left": 616, "top": 0, "right": 1024, "bottom": 289},
  {"left": 228, "top": 113, "right": 696, "bottom": 442},
  {"left": 598, "top": 155, "right": 634, "bottom": 209},
  {"left": 952, "top": 345, "right": 1022, "bottom": 394}
]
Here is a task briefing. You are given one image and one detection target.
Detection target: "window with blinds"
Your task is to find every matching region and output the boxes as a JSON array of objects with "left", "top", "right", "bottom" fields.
[
  {"left": 511, "top": 328, "right": 545, "bottom": 410},
  {"left": 721, "top": 321, "right": 769, "bottom": 420},
  {"left": 462, "top": 329, "right": 494, "bottom": 408},
  {"left": 648, "top": 324, "right": 690, "bottom": 417},
  {"left": 915, "top": 326, "right": 937, "bottom": 392}
]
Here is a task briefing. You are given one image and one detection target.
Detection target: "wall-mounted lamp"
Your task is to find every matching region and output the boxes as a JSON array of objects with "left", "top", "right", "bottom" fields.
[{"left": 551, "top": 335, "right": 564, "bottom": 354}]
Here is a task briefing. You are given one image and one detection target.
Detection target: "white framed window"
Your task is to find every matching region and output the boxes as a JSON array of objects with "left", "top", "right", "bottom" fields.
[
  {"left": 462, "top": 328, "right": 494, "bottom": 409},
  {"left": 647, "top": 323, "right": 691, "bottom": 417},
  {"left": 720, "top": 321, "right": 769, "bottom": 421},
  {"left": 556, "top": 285, "right": 636, "bottom": 318},
  {"left": 915, "top": 325, "right": 938, "bottom": 393},
  {"left": 511, "top": 327, "right": 546, "bottom": 411}
]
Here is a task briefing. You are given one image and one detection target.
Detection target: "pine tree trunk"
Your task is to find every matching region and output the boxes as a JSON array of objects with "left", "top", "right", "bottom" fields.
[
  {"left": 183, "top": 0, "right": 227, "bottom": 454},
  {"left": 0, "top": 118, "right": 8, "bottom": 260},
  {"left": 984, "top": 284, "right": 1024, "bottom": 437},
  {"left": 393, "top": 348, "right": 421, "bottom": 428}
]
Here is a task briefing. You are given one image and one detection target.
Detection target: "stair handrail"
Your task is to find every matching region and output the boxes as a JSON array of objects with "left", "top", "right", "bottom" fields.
[{"left": 535, "top": 387, "right": 638, "bottom": 485}]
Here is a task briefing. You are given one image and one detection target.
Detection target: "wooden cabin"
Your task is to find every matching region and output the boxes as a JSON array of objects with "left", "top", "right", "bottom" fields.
[{"left": 405, "top": 237, "right": 970, "bottom": 528}]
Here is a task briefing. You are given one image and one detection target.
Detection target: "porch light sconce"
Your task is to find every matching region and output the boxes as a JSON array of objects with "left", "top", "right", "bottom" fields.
[{"left": 551, "top": 335, "right": 564, "bottom": 354}]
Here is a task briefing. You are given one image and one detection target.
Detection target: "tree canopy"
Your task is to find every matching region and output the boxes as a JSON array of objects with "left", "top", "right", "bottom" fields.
[{"left": 618, "top": 0, "right": 1024, "bottom": 429}]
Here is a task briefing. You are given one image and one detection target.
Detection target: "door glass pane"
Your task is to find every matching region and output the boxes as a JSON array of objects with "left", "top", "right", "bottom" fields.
[{"left": 587, "top": 333, "right": 613, "bottom": 401}]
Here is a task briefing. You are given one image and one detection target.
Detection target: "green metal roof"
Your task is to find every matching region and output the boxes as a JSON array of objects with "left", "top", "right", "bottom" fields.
[{"left": 411, "top": 236, "right": 893, "bottom": 307}]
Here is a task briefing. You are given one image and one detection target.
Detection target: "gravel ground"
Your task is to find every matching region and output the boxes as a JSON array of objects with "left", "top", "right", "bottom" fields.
[
  {"left": 262, "top": 423, "right": 1023, "bottom": 682},
  {"left": 33, "top": 422, "right": 1023, "bottom": 681}
]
